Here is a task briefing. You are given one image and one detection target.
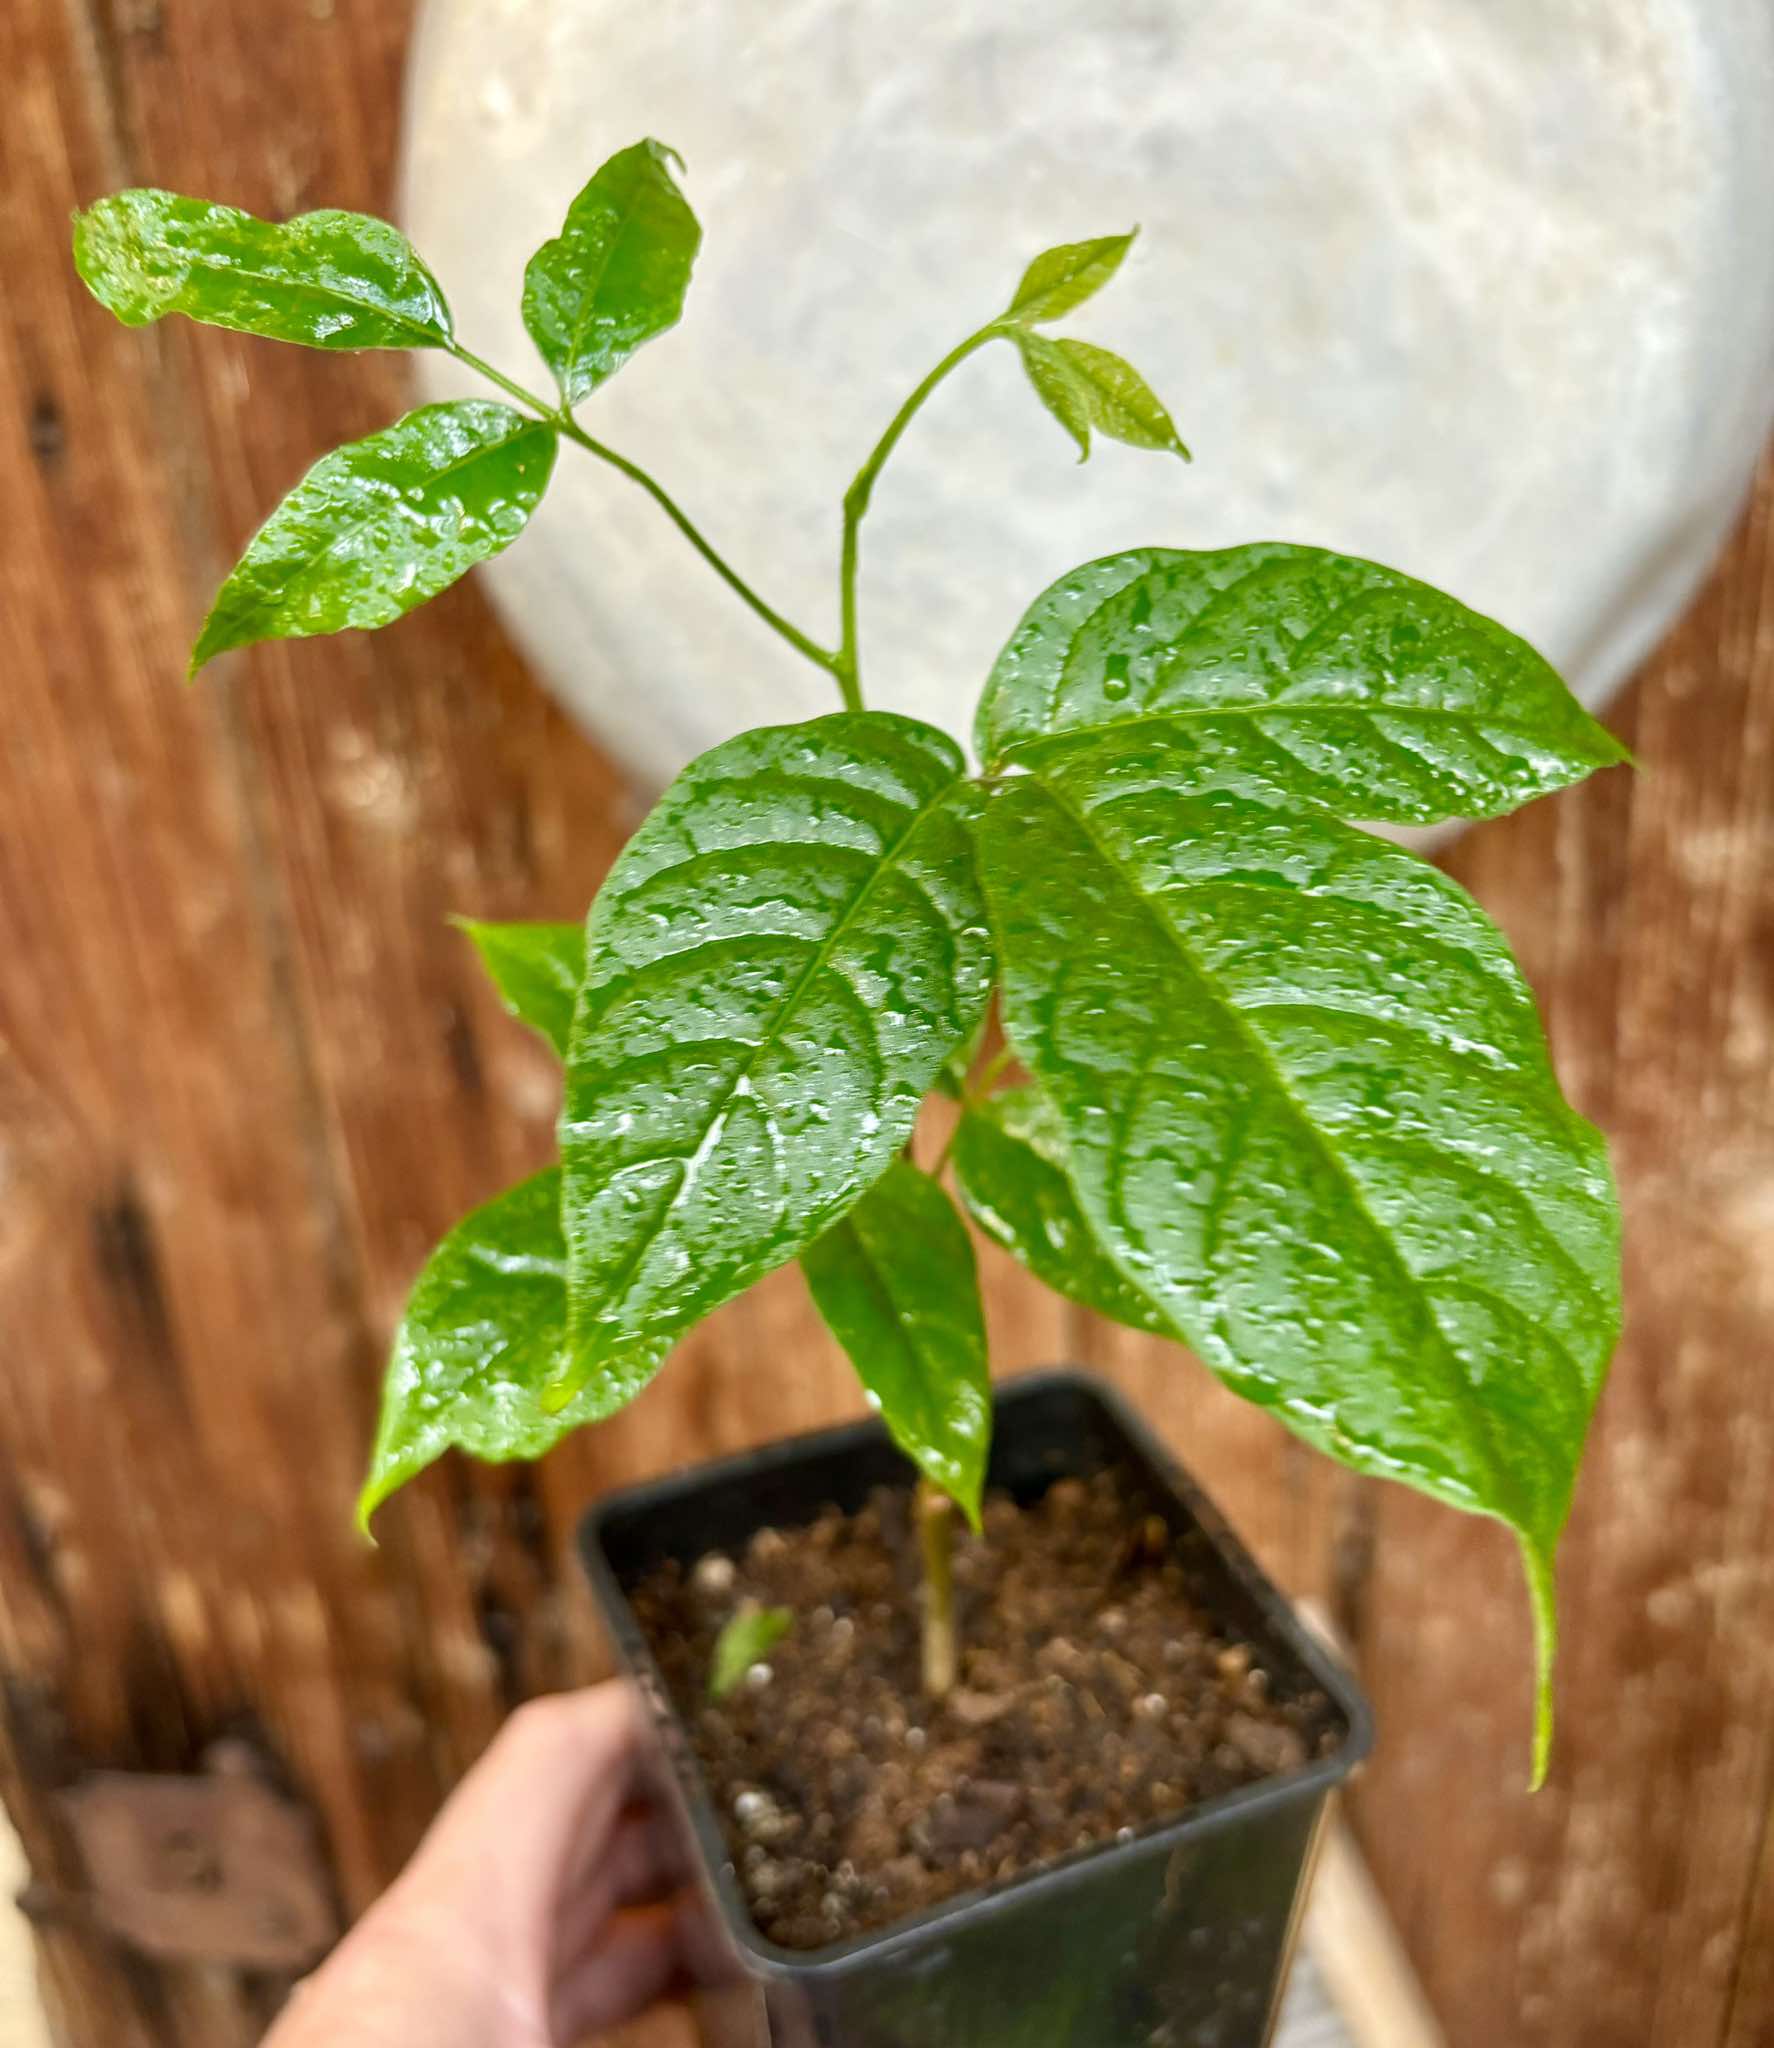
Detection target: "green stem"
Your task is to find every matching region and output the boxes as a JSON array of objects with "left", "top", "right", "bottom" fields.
[
  {"left": 917, "top": 1479, "right": 959, "bottom": 1698},
  {"left": 448, "top": 343, "right": 841, "bottom": 686},
  {"left": 835, "top": 323, "right": 1003, "bottom": 708}
]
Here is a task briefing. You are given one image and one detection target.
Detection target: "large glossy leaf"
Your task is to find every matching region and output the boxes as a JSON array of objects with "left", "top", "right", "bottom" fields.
[
  {"left": 976, "top": 545, "right": 1628, "bottom": 822},
  {"left": 802, "top": 1161, "right": 992, "bottom": 1522},
  {"left": 522, "top": 139, "right": 701, "bottom": 407},
  {"left": 73, "top": 190, "right": 452, "bottom": 350},
  {"left": 951, "top": 1085, "right": 1168, "bottom": 1337},
  {"left": 976, "top": 740, "right": 1621, "bottom": 1774},
  {"left": 192, "top": 402, "right": 556, "bottom": 671},
  {"left": 1014, "top": 334, "right": 1189, "bottom": 463},
  {"left": 559, "top": 713, "right": 993, "bottom": 1397},
  {"left": 1003, "top": 231, "right": 1135, "bottom": 324},
  {"left": 357, "top": 1169, "right": 662, "bottom": 1529},
  {"left": 457, "top": 918, "right": 584, "bottom": 1058}
]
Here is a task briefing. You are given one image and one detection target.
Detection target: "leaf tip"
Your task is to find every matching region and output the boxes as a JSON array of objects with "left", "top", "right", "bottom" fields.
[{"left": 354, "top": 1474, "right": 388, "bottom": 1545}]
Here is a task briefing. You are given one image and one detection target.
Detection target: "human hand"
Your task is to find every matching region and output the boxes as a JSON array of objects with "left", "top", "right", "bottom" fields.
[{"left": 267, "top": 1682, "right": 700, "bottom": 2047}]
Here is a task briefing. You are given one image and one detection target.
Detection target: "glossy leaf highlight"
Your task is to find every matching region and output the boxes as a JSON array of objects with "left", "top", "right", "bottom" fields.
[
  {"left": 976, "top": 744, "right": 1622, "bottom": 1762},
  {"left": 977, "top": 545, "right": 1628, "bottom": 821},
  {"left": 952, "top": 1085, "right": 1168, "bottom": 1338},
  {"left": 802, "top": 1161, "right": 992, "bottom": 1522},
  {"left": 1004, "top": 232, "right": 1136, "bottom": 324},
  {"left": 522, "top": 139, "right": 701, "bottom": 407},
  {"left": 559, "top": 713, "right": 992, "bottom": 1392},
  {"left": 191, "top": 401, "right": 557, "bottom": 671},
  {"left": 457, "top": 919, "right": 584, "bottom": 1057},
  {"left": 357, "top": 1169, "right": 662, "bottom": 1530},
  {"left": 72, "top": 190, "right": 452, "bottom": 350},
  {"left": 709, "top": 1604, "right": 794, "bottom": 1699}
]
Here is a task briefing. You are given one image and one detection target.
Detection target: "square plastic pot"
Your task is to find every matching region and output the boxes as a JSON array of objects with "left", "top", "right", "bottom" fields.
[{"left": 578, "top": 1369, "right": 1374, "bottom": 2048}]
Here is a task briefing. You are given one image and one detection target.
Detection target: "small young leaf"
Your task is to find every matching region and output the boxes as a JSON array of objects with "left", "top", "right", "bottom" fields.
[
  {"left": 558, "top": 713, "right": 992, "bottom": 1396},
  {"left": 457, "top": 919, "right": 584, "bottom": 1058},
  {"left": 1014, "top": 332, "right": 1093, "bottom": 461},
  {"left": 72, "top": 190, "right": 452, "bottom": 350},
  {"left": 951, "top": 1086, "right": 1168, "bottom": 1337},
  {"left": 709, "top": 1603, "right": 794, "bottom": 1699},
  {"left": 975, "top": 544, "right": 1630, "bottom": 821},
  {"left": 975, "top": 747, "right": 1622, "bottom": 1763},
  {"left": 357, "top": 1169, "right": 663, "bottom": 1531},
  {"left": 522, "top": 139, "right": 701, "bottom": 408},
  {"left": 191, "top": 401, "right": 557, "bottom": 672},
  {"left": 1004, "top": 231, "right": 1136, "bottom": 324},
  {"left": 1061, "top": 338, "right": 1190, "bottom": 457},
  {"left": 802, "top": 1161, "right": 992, "bottom": 1524}
]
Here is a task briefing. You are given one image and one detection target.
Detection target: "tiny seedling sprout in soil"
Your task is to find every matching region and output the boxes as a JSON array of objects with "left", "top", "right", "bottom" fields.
[{"left": 74, "top": 139, "right": 1626, "bottom": 1785}]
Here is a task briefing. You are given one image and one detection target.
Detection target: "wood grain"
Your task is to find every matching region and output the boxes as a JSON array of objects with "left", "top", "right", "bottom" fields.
[{"left": 1, "top": 3, "right": 1769, "bottom": 2045}]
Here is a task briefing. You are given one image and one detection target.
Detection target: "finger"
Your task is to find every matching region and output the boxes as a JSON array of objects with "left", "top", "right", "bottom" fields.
[
  {"left": 392, "top": 1683, "right": 650, "bottom": 1938},
  {"left": 554, "top": 1807, "right": 688, "bottom": 1965},
  {"left": 550, "top": 1901, "right": 687, "bottom": 2043}
]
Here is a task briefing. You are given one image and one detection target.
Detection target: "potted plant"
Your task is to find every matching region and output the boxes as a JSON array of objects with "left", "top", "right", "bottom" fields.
[{"left": 74, "top": 140, "right": 1625, "bottom": 2047}]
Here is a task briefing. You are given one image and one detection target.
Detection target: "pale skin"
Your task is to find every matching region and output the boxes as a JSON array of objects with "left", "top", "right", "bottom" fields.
[{"left": 268, "top": 1684, "right": 707, "bottom": 2048}]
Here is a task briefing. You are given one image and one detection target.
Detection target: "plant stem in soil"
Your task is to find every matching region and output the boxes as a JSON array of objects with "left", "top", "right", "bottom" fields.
[{"left": 917, "top": 1479, "right": 959, "bottom": 1698}]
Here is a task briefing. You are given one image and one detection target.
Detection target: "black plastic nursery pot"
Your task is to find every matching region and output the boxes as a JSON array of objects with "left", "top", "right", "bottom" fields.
[{"left": 579, "top": 1369, "right": 1373, "bottom": 2048}]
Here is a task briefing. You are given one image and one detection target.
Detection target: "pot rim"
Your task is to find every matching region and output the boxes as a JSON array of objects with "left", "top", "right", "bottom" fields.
[{"left": 578, "top": 1365, "right": 1375, "bottom": 1984}]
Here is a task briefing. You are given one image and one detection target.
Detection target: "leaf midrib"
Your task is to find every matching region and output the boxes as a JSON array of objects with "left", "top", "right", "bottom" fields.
[
  {"left": 544, "top": 151, "right": 682, "bottom": 396},
  {"left": 1004, "top": 697, "right": 1612, "bottom": 765},
  {"left": 1025, "top": 770, "right": 1519, "bottom": 1516},
  {"left": 159, "top": 238, "right": 448, "bottom": 347}
]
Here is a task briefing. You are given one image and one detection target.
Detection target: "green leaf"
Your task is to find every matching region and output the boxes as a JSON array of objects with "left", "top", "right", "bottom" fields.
[
  {"left": 802, "top": 1161, "right": 992, "bottom": 1523},
  {"left": 191, "top": 401, "right": 557, "bottom": 672},
  {"left": 709, "top": 1603, "right": 794, "bottom": 1700},
  {"left": 72, "top": 190, "right": 452, "bottom": 350},
  {"left": 522, "top": 139, "right": 701, "bottom": 408},
  {"left": 975, "top": 743, "right": 1622, "bottom": 1771},
  {"left": 1004, "top": 231, "right": 1136, "bottom": 324},
  {"left": 357, "top": 1169, "right": 663, "bottom": 1531},
  {"left": 457, "top": 919, "right": 584, "bottom": 1058},
  {"left": 1013, "top": 334, "right": 1189, "bottom": 463},
  {"left": 976, "top": 545, "right": 1629, "bottom": 821},
  {"left": 558, "top": 713, "right": 992, "bottom": 1399},
  {"left": 1013, "top": 332, "right": 1092, "bottom": 461},
  {"left": 951, "top": 1085, "right": 1169, "bottom": 1338}
]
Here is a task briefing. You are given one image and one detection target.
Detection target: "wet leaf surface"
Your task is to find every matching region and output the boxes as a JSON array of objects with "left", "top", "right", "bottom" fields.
[
  {"left": 192, "top": 401, "right": 556, "bottom": 670},
  {"left": 977, "top": 544, "right": 1627, "bottom": 821},
  {"left": 457, "top": 918, "right": 584, "bottom": 1057},
  {"left": 73, "top": 190, "right": 453, "bottom": 349},
  {"left": 803, "top": 1160, "right": 991, "bottom": 1520},
  {"left": 560, "top": 713, "right": 992, "bottom": 1391},
  {"left": 976, "top": 737, "right": 1622, "bottom": 1769},
  {"left": 358, "top": 1169, "right": 659, "bottom": 1525}
]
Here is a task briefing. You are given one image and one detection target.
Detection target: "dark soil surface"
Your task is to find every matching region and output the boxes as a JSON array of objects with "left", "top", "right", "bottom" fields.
[{"left": 629, "top": 1467, "right": 1343, "bottom": 1950}]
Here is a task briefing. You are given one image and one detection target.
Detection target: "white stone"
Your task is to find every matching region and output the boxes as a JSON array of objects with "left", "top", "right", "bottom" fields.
[{"left": 404, "top": 0, "right": 1774, "bottom": 838}]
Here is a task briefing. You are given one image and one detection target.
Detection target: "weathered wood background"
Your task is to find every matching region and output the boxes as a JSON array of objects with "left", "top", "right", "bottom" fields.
[{"left": 2, "top": 3, "right": 1770, "bottom": 2044}]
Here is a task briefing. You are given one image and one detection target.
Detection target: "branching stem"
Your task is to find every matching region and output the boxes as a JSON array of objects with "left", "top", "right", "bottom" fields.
[
  {"left": 835, "top": 324, "right": 1003, "bottom": 707},
  {"left": 447, "top": 342, "right": 840, "bottom": 686}
]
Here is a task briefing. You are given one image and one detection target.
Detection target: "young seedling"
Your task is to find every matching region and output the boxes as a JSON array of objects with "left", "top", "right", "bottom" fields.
[
  {"left": 709, "top": 1603, "right": 795, "bottom": 1702},
  {"left": 74, "top": 140, "right": 1625, "bottom": 1778}
]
